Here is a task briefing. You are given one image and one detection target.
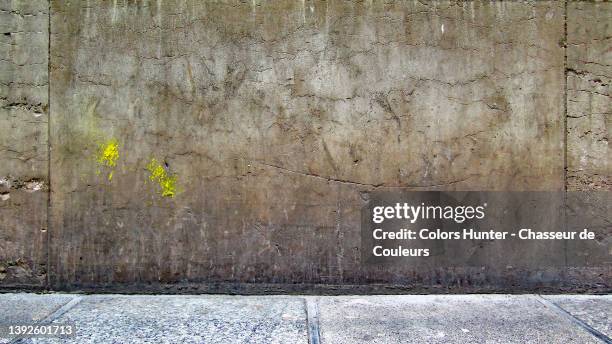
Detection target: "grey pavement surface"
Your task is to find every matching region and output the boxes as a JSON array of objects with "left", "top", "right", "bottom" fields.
[
  {"left": 317, "top": 295, "right": 609, "bottom": 344},
  {"left": 544, "top": 295, "right": 612, "bottom": 339},
  {"left": 0, "top": 293, "right": 609, "bottom": 344},
  {"left": 0, "top": 294, "right": 74, "bottom": 326}
]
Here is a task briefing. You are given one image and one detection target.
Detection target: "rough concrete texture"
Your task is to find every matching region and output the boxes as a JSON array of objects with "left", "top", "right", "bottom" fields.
[
  {"left": 0, "top": 293, "right": 71, "bottom": 324},
  {"left": 316, "top": 295, "right": 601, "bottom": 344},
  {"left": 0, "top": 293, "right": 73, "bottom": 344},
  {"left": 563, "top": 1, "right": 612, "bottom": 294},
  {"left": 0, "top": 0, "right": 48, "bottom": 288},
  {"left": 27, "top": 295, "right": 308, "bottom": 344},
  {"left": 567, "top": 2, "right": 611, "bottom": 191},
  {"left": 0, "top": 0, "right": 609, "bottom": 291},
  {"left": 46, "top": 0, "right": 572, "bottom": 291},
  {"left": 544, "top": 295, "right": 612, "bottom": 339},
  {"left": 1, "top": 294, "right": 608, "bottom": 344}
]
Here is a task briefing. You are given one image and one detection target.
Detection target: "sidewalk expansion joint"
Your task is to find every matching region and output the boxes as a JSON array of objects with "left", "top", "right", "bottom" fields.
[
  {"left": 304, "top": 297, "right": 321, "bottom": 344},
  {"left": 10, "top": 296, "right": 83, "bottom": 344},
  {"left": 536, "top": 295, "right": 611, "bottom": 344}
]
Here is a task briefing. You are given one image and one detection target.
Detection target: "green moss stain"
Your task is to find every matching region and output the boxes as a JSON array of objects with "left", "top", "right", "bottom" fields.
[
  {"left": 96, "top": 138, "right": 120, "bottom": 181},
  {"left": 146, "top": 158, "right": 178, "bottom": 198}
]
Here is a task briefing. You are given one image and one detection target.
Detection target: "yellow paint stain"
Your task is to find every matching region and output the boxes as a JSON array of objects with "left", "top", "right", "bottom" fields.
[
  {"left": 96, "top": 138, "right": 119, "bottom": 181},
  {"left": 97, "top": 139, "right": 119, "bottom": 167},
  {"left": 146, "top": 158, "right": 178, "bottom": 198}
]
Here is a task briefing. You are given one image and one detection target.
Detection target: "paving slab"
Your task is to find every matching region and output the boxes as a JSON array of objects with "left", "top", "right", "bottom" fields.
[
  {"left": 25, "top": 295, "right": 308, "bottom": 344},
  {"left": 543, "top": 295, "right": 612, "bottom": 339},
  {"left": 316, "top": 295, "right": 604, "bottom": 344},
  {"left": 0, "top": 293, "right": 75, "bottom": 344},
  {"left": 1, "top": 294, "right": 610, "bottom": 343}
]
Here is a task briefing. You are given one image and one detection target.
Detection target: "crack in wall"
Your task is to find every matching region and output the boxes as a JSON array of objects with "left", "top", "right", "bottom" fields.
[{"left": 251, "top": 160, "right": 473, "bottom": 189}]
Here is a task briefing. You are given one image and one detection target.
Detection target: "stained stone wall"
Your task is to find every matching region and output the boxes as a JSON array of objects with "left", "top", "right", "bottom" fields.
[{"left": 0, "top": 0, "right": 609, "bottom": 292}]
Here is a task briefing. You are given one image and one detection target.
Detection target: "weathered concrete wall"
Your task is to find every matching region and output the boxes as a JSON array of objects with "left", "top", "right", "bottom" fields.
[
  {"left": 0, "top": 0, "right": 610, "bottom": 292},
  {"left": 563, "top": 1, "right": 612, "bottom": 294},
  {"left": 0, "top": 0, "right": 48, "bottom": 288},
  {"left": 567, "top": 2, "right": 611, "bottom": 191}
]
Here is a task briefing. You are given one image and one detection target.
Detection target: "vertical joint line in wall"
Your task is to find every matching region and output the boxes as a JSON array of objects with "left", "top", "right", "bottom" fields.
[
  {"left": 46, "top": 0, "right": 51, "bottom": 291},
  {"left": 563, "top": 0, "right": 568, "bottom": 192},
  {"left": 563, "top": 0, "right": 569, "bottom": 267}
]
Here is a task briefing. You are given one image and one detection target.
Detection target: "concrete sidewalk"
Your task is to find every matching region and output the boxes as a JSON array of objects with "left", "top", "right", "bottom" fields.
[{"left": 0, "top": 294, "right": 610, "bottom": 344}]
